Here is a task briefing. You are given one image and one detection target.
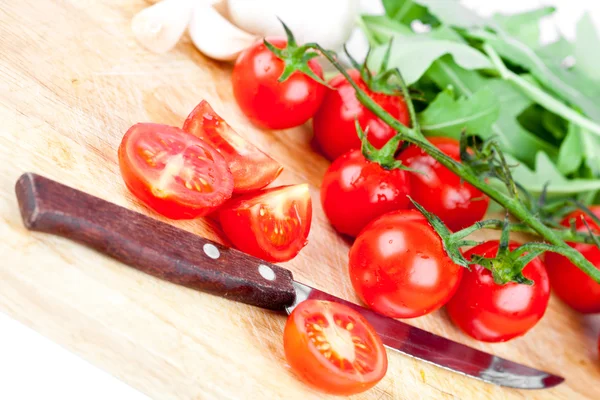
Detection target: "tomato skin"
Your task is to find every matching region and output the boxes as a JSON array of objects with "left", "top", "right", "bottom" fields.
[
  {"left": 284, "top": 300, "right": 387, "bottom": 396},
  {"left": 313, "top": 69, "right": 410, "bottom": 161},
  {"left": 182, "top": 100, "right": 283, "bottom": 193},
  {"left": 398, "top": 137, "right": 489, "bottom": 232},
  {"left": 446, "top": 241, "right": 550, "bottom": 343},
  {"left": 219, "top": 184, "right": 312, "bottom": 262},
  {"left": 321, "top": 149, "right": 411, "bottom": 238},
  {"left": 349, "top": 210, "right": 463, "bottom": 318},
  {"left": 544, "top": 207, "right": 600, "bottom": 313},
  {"left": 118, "top": 123, "right": 233, "bottom": 219},
  {"left": 232, "top": 38, "right": 326, "bottom": 130}
]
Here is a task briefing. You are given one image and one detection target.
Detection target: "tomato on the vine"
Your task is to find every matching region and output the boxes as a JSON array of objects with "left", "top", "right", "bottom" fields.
[
  {"left": 398, "top": 137, "right": 489, "bottom": 232},
  {"left": 446, "top": 241, "right": 550, "bottom": 343},
  {"left": 348, "top": 210, "right": 463, "bottom": 318},
  {"left": 545, "top": 206, "right": 600, "bottom": 313},
  {"left": 284, "top": 300, "right": 387, "bottom": 396},
  {"left": 313, "top": 69, "right": 410, "bottom": 161},
  {"left": 118, "top": 123, "right": 233, "bottom": 219},
  {"left": 320, "top": 149, "right": 411, "bottom": 238},
  {"left": 183, "top": 100, "right": 283, "bottom": 193},
  {"left": 232, "top": 38, "right": 326, "bottom": 130},
  {"left": 219, "top": 184, "right": 312, "bottom": 262}
]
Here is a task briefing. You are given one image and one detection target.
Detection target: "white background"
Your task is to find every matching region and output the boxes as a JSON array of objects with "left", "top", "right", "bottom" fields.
[{"left": 1, "top": 1, "right": 599, "bottom": 399}]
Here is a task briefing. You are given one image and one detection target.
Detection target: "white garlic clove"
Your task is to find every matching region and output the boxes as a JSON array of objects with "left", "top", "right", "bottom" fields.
[
  {"left": 131, "top": 0, "right": 194, "bottom": 54},
  {"left": 188, "top": 0, "right": 257, "bottom": 61}
]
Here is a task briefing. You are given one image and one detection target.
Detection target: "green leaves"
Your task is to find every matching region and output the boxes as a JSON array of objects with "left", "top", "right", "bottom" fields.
[
  {"left": 575, "top": 14, "right": 600, "bottom": 83},
  {"left": 368, "top": 34, "right": 492, "bottom": 85},
  {"left": 418, "top": 87, "right": 499, "bottom": 138},
  {"left": 492, "top": 6, "right": 555, "bottom": 48},
  {"left": 412, "top": 0, "right": 486, "bottom": 28}
]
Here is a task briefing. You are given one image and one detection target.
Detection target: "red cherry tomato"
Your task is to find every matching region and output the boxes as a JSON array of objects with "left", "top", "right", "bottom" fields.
[
  {"left": 118, "top": 123, "right": 233, "bottom": 219},
  {"left": 284, "top": 300, "right": 387, "bottom": 396},
  {"left": 183, "top": 100, "right": 283, "bottom": 193},
  {"left": 321, "top": 149, "right": 411, "bottom": 237},
  {"left": 232, "top": 38, "right": 326, "bottom": 130},
  {"left": 545, "top": 206, "right": 600, "bottom": 313},
  {"left": 349, "top": 210, "right": 464, "bottom": 318},
  {"left": 398, "top": 137, "right": 489, "bottom": 231},
  {"left": 446, "top": 241, "right": 550, "bottom": 343},
  {"left": 313, "top": 69, "right": 410, "bottom": 161},
  {"left": 219, "top": 184, "right": 312, "bottom": 262}
]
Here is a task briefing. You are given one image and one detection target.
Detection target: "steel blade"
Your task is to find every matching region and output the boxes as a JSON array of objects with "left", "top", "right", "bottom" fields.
[{"left": 287, "top": 281, "right": 564, "bottom": 390}]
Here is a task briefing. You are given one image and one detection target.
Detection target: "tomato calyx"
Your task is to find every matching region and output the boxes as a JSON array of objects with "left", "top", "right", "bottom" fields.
[
  {"left": 263, "top": 20, "right": 329, "bottom": 87},
  {"left": 355, "top": 122, "right": 407, "bottom": 170}
]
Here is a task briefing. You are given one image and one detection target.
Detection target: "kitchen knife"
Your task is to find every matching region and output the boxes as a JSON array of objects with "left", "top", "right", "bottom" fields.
[{"left": 15, "top": 173, "right": 564, "bottom": 390}]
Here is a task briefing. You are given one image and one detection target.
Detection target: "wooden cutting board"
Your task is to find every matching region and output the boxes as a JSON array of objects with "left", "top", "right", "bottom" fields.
[{"left": 1, "top": 1, "right": 599, "bottom": 399}]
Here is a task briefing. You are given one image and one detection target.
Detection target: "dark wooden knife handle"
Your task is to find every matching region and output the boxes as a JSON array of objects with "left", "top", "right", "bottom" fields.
[{"left": 15, "top": 173, "right": 296, "bottom": 311}]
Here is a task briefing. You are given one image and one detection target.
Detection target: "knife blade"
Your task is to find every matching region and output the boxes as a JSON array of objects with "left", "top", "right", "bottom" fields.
[{"left": 15, "top": 173, "right": 564, "bottom": 390}]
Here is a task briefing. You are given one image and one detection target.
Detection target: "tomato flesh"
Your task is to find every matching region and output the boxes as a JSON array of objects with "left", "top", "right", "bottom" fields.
[
  {"left": 219, "top": 184, "right": 312, "bottom": 262},
  {"left": 321, "top": 149, "right": 411, "bottom": 237},
  {"left": 118, "top": 123, "right": 233, "bottom": 219},
  {"left": 183, "top": 100, "right": 283, "bottom": 193},
  {"left": 349, "top": 210, "right": 463, "bottom": 318},
  {"left": 313, "top": 69, "right": 410, "bottom": 161},
  {"left": 446, "top": 241, "right": 550, "bottom": 342},
  {"left": 232, "top": 38, "right": 326, "bottom": 130},
  {"left": 545, "top": 206, "right": 600, "bottom": 313},
  {"left": 398, "top": 137, "right": 489, "bottom": 231},
  {"left": 284, "top": 300, "right": 387, "bottom": 396}
]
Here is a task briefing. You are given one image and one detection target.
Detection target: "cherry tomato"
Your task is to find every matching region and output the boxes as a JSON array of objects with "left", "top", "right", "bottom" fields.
[
  {"left": 232, "top": 38, "right": 326, "bottom": 130},
  {"left": 284, "top": 300, "right": 387, "bottom": 396},
  {"left": 349, "top": 210, "right": 463, "bottom": 318},
  {"left": 321, "top": 150, "right": 411, "bottom": 238},
  {"left": 544, "top": 207, "right": 600, "bottom": 313},
  {"left": 219, "top": 184, "right": 312, "bottom": 262},
  {"left": 313, "top": 69, "right": 410, "bottom": 161},
  {"left": 118, "top": 123, "right": 233, "bottom": 219},
  {"left": 183, "top": 100, "right": 283, "bottom": 193},
  {"left": 398, "top": 137, "right": 489, "bottom": 232},
  {"left": 446, "top": 241, "right": 550, "bottom": 343}
]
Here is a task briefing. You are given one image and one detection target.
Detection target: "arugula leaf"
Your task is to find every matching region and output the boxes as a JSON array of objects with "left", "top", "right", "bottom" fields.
[
  {"left": 382, "top": 0, "right": 434, "bottom": 26},
  {"left": 413, "top": 0, "right": 486, "bottom": 28},
  {"left": 418, "top": 87, "right": 499, "bottom": 138},
  {"left": 368, "top": 35, "right": 492, "bottom": 85},
  {"left": 468, "top": 29, "right": 600, "bottom": 122},
  {"left": 575, "top": 14, "right": 600, "bottom": 83},
  {"left": 557, "top": 123, "right": 584, "bottom": 175},
  {"left": 508, "top": 152, "right": 600, "bottom": 196},
  {"left": 580, "top": 128, "right": 600, "bottom": 176},
  {"left": 493, "top": 6, "right": 555, "bottom": 49},
  {"left": 360, "top": 15, "right": 413, "bottom": 44}
]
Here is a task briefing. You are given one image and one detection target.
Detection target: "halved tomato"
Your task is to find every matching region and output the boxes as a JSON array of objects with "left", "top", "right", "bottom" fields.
[
  {"left": 118, "top": 123, "right": 233, "bottom": 219},
  {"left": 219, "top": 184, "right": 312, "bottom": 262},
  {"left": 284, "top": 300, "right": 388, "bottom": 396},
  {"left": 183, "top": 100, "right": 283, "bottom": 193}
]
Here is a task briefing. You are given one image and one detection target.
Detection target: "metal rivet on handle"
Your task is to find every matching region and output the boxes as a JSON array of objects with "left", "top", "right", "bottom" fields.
[
  {"left": 258, "top": 264, "right": 276, "bottom": 281},
  {"left": 203, "top": 243, "right": 220, "bottom": 260}
]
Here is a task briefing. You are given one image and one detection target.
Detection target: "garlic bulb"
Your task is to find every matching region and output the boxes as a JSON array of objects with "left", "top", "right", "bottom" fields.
[
  {"left": 131, "top": 0, "right": 194, "bottom": 54},
  {"left": 188, "top": 0, "right": 258, "bottom": 61},
  {"left": 226, "top": 0, "right": 359, "bottom": 50}
]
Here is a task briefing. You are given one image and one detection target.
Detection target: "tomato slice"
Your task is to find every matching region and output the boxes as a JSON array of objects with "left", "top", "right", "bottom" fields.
[
  {"left": 183, "top": 100, "right": 283, "bottom": 193},
  {"left": 218, "top": 184, "right": 312, "bottom": 262},
  {"left": 284, "top": 300, "right": 387, "bottom": 396},
  {"left": 118, "top": 123, "right": 233, "bottom": 219}
]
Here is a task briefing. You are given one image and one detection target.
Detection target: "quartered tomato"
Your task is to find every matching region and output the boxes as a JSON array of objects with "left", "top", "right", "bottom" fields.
[
  {"left": 183, "top": 100, "right": 283, "bottom": 193},
  {"left": 219, "top": 184, "right": 312, "bottom": 262},
  {"left": 118, "top": 123, "right": 233, "bottom": 219},
  {"left": 320, "top": 149, "right": 411, "bottom": 238},
  {"left": 545, "top": 207, "right": 600, "bottom": 313},
  {"left": 398, "top": 137, "right": 489, "bottom": 231},
  {"left": 232, "top": 38, "right": 326, "bottom": 130},
  {"left": 446, "top": 241, "right": 550, "bottom": 343},
  {"left": 313, "top": 69, "right": 410, "bottom": 161},
  {"left": 349, "top": 210, "right": 463, "bottom": 318},
  {"left": 284, "top": 300, "right": 387, "bottom": 396}
]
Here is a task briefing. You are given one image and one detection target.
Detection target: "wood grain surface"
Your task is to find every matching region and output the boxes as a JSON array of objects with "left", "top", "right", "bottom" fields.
[{"left": 0, "top": 1, "right": 599, "bottom": 399}]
